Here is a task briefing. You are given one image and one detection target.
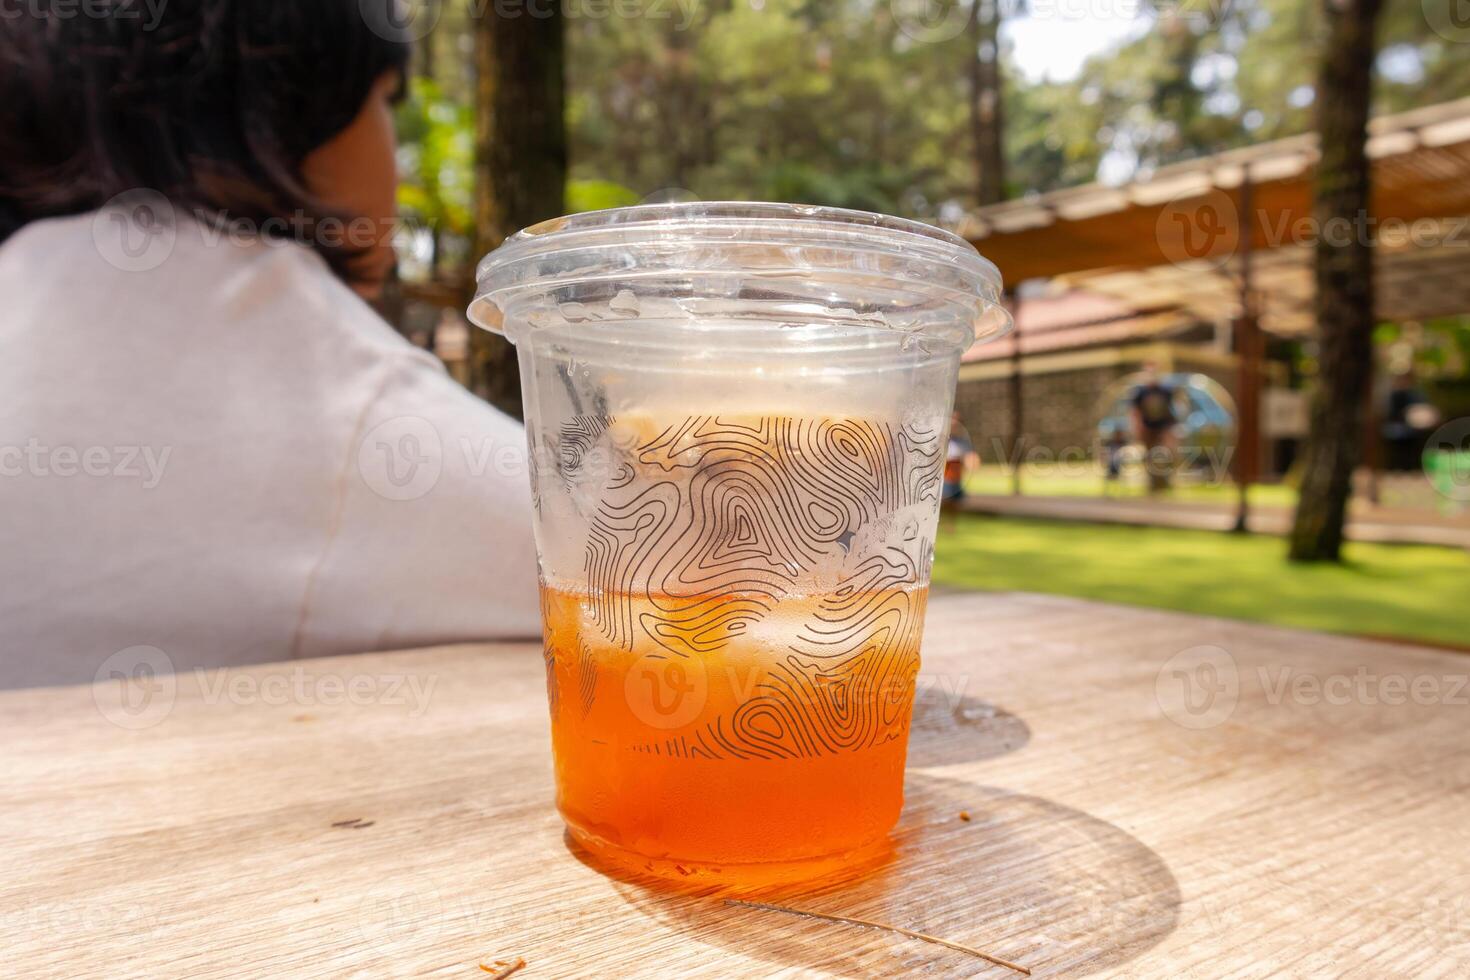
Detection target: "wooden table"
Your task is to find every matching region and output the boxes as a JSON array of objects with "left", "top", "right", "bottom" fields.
[{"left": 7, "top": 592, "right": 1469, "bottom": 978}]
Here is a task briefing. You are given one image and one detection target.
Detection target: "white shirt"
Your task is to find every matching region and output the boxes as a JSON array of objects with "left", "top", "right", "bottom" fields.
[{"left": 0, "top": 210, "right": 541, "bottom": 688}]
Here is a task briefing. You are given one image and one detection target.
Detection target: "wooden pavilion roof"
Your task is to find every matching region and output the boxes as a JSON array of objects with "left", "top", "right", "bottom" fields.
[{"left": 954, "top": 97, "right": 1470, "bottom": 334}]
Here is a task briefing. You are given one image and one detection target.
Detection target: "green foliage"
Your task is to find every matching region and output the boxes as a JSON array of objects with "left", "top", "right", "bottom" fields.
[
  {"left": 1376, "top": 315, "right": 1470, "bottom": 381},
  {"left": 395, "top": 77, "right": 474, "bottom": 237},
  {"left": 566, "top": 179, "right": 643, "bottom": 213},
  {"left": 558, "top": 0, "right": 1464, "bottom": 205},
  {"left": 396, "top": 0, "right": 1466, "bottom": 274},
  {"left": 564, "top": 0, "right": 975, "bottom": 216}
]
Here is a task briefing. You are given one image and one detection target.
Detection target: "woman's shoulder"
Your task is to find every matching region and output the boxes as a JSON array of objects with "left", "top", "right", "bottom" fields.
[{"left": 1, "top": 206, "right": 427, "bottom": 364}]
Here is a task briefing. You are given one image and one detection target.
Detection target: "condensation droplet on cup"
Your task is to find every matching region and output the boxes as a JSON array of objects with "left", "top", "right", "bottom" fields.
[
  {"left": 609, "top": 289, "right": 641, "bottom": 317},
  {"left": 559, "top": 302, "right": 595, "bottom": 323}
]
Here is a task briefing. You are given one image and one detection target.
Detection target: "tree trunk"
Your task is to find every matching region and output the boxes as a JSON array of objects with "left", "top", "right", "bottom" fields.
[
  {"left": 971, "top": 0, "right": 1009, "bottom": 490},
  {"left": 1287, "top": 0, "right": 1383, "bottom": 562},
  {"left": 415, "top": 0, "right": 438, "bottom": 82},
  {"left": 470, "top": 3, "right": 567, "bottom": 420},
  {"left": 970, "top": 0, "right": 1005, "bottom": 207}
]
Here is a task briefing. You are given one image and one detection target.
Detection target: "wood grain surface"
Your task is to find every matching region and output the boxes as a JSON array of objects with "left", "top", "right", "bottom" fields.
[{"left": 5, "top": 591, "right": 1469, "bottom": 978}]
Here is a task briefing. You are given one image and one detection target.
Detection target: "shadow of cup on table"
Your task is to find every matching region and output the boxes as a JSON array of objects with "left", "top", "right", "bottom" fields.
[
  {"left": 907, "top": 690, "right": 1032, "bottom": 768},
  {"left": 580, "top": 774, "right": 1181, "bottom": 977}
]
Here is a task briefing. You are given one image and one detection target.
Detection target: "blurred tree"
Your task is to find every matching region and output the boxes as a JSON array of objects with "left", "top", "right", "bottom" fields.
[
  {"left": 389, "top": 0, "right": 1467, "bottom": 432},
  {"left": 470, "top": 2, "right": 567, "bottom": 419},
  {"left": 971, "top": 0, "right": 1006, "bottom": 205},
  {"left": 398, "top": 0, "right": 1464, "bottom": 245},
  {"left": 1375, "top": 0, "right": 1470, "bottom": 111},
  {"left": 1288, "top": 0, "right": 1384, "bottom": 563},
  {"left": 563, "top": 0, "right": 977, "bottom": 216},
  {"left": 395, "top": 78, "right": 474, "bottom": 277},
  {"left": 1041, "top": 0, "right": 1464, "bottom": 187},
  {"left": 1005, "top": 79, "right": 1103, "bottom": 194},
  {"left": 412, "top": 0, "right": 442, "bottom": 82}
]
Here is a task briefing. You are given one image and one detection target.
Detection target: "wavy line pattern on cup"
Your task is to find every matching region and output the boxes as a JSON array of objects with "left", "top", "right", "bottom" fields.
[{"left": 548, "top": 413, "right": 941, "bottom": 760}]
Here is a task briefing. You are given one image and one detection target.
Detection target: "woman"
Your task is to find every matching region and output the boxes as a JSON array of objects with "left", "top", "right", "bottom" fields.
[{"left": 0, "top": 3, "right": 540, "bottom": 687}]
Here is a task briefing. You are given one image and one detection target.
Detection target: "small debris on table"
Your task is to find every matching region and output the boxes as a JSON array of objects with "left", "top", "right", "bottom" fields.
[{"left": 478, "top": 956, "right": 526, "bottom": 978}]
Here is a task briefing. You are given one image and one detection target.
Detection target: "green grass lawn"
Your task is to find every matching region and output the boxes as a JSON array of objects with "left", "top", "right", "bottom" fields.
[
  {"left": 933, "top": 514, "right": 1469, "bottom": 649},
  {"left": 964, "top": 465, "right": 1299, "bottom": 508}
]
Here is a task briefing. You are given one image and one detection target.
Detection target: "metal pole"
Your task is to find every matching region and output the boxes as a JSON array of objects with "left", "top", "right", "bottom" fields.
[
  {"left": 1233, "top": 173, "right": 1260, "bottom": 533},
  {"left": 1008, "top": 289, "right": 1023, "bottom": 496},
  {"left": 1361, "top": 351, "right": 1380, "bottom": 504}
]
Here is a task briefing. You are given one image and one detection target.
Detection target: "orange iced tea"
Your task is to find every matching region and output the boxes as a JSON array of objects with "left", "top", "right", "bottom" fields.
[
  {"left": 471, "top": 205, "right": 1002, "bottom": 888},
  {"left": 540, "top": 580, "right": 927, "bottom": 884}
]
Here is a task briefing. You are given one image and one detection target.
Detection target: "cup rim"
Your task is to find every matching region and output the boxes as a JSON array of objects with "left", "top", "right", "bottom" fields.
[{"left": 468, "top": 201, "right": 1010, "bottom": 348}]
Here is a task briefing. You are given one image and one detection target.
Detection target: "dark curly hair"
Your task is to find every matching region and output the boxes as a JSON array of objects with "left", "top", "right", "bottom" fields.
[{"left": 0, "top": 0, "right": 411, "bottom": 283}]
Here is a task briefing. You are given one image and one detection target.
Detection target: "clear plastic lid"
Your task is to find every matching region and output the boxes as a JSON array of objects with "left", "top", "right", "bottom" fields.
[{"left": 468, "top": 201, "right": 1010, "bottom": 352}]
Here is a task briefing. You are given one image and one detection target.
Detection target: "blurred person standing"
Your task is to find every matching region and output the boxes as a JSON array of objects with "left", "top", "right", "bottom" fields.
[
  {"left": 941, "top": 411, "right": 979, "bottom": 528},
  {"left": 1381, "top": 371, "right": 1441, "bottom": 471},
  {"left": 1102, "top": 426, "right": 1128, "bottom": 495},
  {"left": 1131, "top": 364, "right": 1178, "bottom": 494}
]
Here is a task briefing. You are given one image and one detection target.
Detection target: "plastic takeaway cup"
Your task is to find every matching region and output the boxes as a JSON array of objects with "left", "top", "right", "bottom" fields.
[{"left": 469, "top": 202, "right": 1009, "bottom": 887}]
